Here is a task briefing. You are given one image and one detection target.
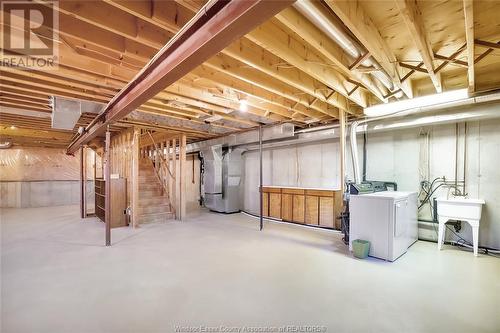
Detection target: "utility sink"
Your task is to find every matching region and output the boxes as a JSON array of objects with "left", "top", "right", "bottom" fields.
[
  {"left": 436, "top": 197, "right": 485, "bottom": 256},
  {"left": 436, "top": 197, "right": 485, "bottom": 220}
]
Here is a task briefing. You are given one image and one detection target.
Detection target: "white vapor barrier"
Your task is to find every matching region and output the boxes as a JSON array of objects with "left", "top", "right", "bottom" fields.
[
  {"left": 241, "top": 118, "right": 500, "bottom": 249},
  {"left": 242, "top": 141, "right": 342, "bottom": 214}
]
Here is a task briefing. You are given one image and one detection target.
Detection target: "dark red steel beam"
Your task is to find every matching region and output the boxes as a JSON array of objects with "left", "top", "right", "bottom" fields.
[{"left": 67, "top": 0, "right": 294, "bottom": 154}]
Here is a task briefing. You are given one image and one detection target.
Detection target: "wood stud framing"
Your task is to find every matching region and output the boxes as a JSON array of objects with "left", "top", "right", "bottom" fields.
[{"left": 2, "top": 0, "right": 499, "bottom": 151}]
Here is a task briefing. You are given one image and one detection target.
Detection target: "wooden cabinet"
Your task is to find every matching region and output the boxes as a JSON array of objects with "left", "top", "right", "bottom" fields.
[
  {"left": 94, "top": 178, "right": 128, "bottom": 228},
  {"left": 261, "top": 186, "right": 342, "bottom": 229}
]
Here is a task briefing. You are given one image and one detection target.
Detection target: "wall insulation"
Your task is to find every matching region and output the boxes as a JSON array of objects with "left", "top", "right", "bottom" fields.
[
  {"left": 242, "top": 118, "right": 500, "bottom": 249},
  {"left": 0, "top": 147, "right": 85, "bottom": 208}
]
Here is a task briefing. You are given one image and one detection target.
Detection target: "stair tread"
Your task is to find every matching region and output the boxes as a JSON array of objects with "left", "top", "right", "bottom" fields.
[
  {"left": 138, "top": 211, "right": 173, "bottom": 217},
  {"left": 139, "top": 202, "right": 170, "bottom": 206}
]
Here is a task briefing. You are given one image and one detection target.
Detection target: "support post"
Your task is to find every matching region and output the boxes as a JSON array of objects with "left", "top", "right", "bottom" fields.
[
  {"left": 166, "top": 140, "right": 171, "bottom": 203},
  {"left": 339, "top": 110, "right": 346, "bottom": 192},
  {"left": 83, "top": 146, "right": 87, "bottom": 218},
  {"left": 259, "top": 125, "right": 263, "bottom": 231},
  {"left": 79, "top": 146, "right": 84, "bottom": 219},
  {"left": 179, "top": 134, "right": 187, "bottom": 221},
  {"left": 171, "top": 137, "right": 177, "bottom": 219},
  {"left": 338, "top": 110, "right": 346, "bottom": 230},
  {"left": 132, "top": 128, "right": 140, "bottom": 228},
  {"left": 104, "top": 128, "right": 111, "bottom": 246}
]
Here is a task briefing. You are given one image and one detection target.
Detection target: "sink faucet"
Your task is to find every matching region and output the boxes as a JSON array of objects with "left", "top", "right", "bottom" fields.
[{"left": 447, "top": 185, "right": 466, "bottom": 199}]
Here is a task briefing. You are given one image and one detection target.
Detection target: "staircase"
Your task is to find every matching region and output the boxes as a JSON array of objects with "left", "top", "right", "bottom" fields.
[{"left": 138, "top": 158, "right": 174, "bottom": 224}]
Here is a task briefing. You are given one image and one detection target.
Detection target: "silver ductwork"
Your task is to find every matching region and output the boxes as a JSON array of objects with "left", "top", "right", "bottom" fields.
[
  {"left": 187, "top": 123, "right": 294, "bottom": 153},
  {"left": 51, "top": 97, "right": 104, "bottom": 130},
  {"left": 350, "top": 120, "right": 362, "bottom": 184},
  {"left": 201, "top": 146, "right": 244, "bottom": 213},
  {"left": 243, "top": 93, "right": 500, "bottom": 157},
  {"left": 293, "top": 0, "right": 395, "bottom": 93},
  {"left": 348, "top": 91, "right": 500, "bottom": 183}
]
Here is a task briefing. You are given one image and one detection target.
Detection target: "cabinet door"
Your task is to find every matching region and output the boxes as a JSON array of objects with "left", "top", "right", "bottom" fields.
[
  {"left": 292, "top": 195, "right": 305, "bottom": 223},
  {"left": 262, "top": 192, "right": 269, "bottom": 217},
  {"left": 269, "top": 193, "right": 281, "bottom": 219},
  {"left": 305, "top": 196, "right": 319, "bottom": 225},
  {"left": 319, "top": 197, "right": 334, "bottom": 228},
  {"left": 281, "top": 194, "right": 293, "bottom": 221}
]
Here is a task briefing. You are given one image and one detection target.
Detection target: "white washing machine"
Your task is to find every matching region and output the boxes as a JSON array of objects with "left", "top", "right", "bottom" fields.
[{"left": 349, "top": 191, "right": 418, "bottom": 261}]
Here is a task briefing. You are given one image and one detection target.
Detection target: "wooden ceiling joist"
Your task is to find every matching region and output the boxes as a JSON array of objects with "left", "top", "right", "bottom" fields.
[
  {"left": 324, "top": 0, "right": 413, "bottom": 99},
  {"left": 275, "top": 7, "right": 387, "bottom": 103},
  {"left": 67, "top": 0, "right": 294, "bottom": 154},
  {"left": 247, "top": 20, "right": 364, "bottom": 112},
  {"left": 3, "top": 0, "right": 499, "bottom": 150},
  {"left": 396, "top": 0, "right": 442, "bottom": 93},
  {"left": 463, "top": 0, "right": 475, "bottom": 93}
]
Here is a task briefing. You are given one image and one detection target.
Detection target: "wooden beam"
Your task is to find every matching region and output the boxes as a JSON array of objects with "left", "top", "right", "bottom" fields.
[
  {"left": 396, "top": 0, "right": 442, "bottom": 93},
  {"left": 247, "top": 19, "right": 365, "bottom": 110},
  {"left": 434, "top": 44, "right": 468, "bottom": 71},
  {"left": 101, "top": 0, "right": 192, "bottom": 34},
  {"left": 67, "top": 0, "right": 294, "bottom": 154},
  {"left": 53, "top": 0, "right": 172, "bottom": 49},
  {"left": 179, "top": 134, "right": 187, "bottom": 221},
  {"left": 131, "top": 128, "right": 140, "bottom": 228},
  {"left": 349, "top": 53, "right": 371, "bottom": 71},
  {"left": 464, "top": 0, "right": 475, "bottom": 93},
  {"left": 338, "top": 109, "right": 346, "bottom": 229},
  {"left": 474, "top": 39, "right": 500, "bottom": 49},
  {"left": 171, "top": 137, "right": 177, "bottom": 219},
  {"left": 188, "top": 69, "right": 317, "bottom": 121},
  {"left": 203, "top": 53, "right": 333, "bottom": 118},
  {"left": 0, "top": 127, "right": 74, "bottom": 142},
  {"left": 324, "top": 0, "right": 413, "bottom": 98},
  {"left": 274, "top": 7, "right": 386, "bottom": 102},
  {"left": 399, "top": 62, "right": 429, "bottom": 73}
]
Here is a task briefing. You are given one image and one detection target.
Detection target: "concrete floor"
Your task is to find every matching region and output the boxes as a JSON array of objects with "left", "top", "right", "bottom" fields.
[{"left": 1, "top": 205, "right": 499, "bottom": 333}]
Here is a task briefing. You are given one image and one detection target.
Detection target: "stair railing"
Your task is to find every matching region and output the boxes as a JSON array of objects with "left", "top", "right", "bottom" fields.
[{"left": 146, "top": 131, "right": 176, "bottom": 215}]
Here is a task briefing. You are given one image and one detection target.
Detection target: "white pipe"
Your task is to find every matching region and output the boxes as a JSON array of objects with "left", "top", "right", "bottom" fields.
[
  {"left": 350, "top": 121, "right": 362, "bottom": 183},
  {"left": 349, "top": 91, "right": 500, "bottom": 183}
]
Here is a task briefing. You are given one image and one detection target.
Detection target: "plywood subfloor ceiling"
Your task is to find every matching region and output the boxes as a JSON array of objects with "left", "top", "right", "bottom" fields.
[{"left": 1, "top": 0, "right": 499, "bottom": 148}]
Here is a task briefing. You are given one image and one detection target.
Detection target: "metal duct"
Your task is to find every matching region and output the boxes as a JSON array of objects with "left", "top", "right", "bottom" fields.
[
  {"left": 51, "top": 97, "right": 104, "bottom": 130},
  {"left": 293, "top": 0, "right": 395, "bottom": 92},
  {"left": 350, "top": 121, "right": 362, "bottom": 184},
  {"left": 187, "top": 123, "right": 294, "bottom": 153},
  {"left": 201, "top": 146, "right": 243, "bottom": 213},
  {"left": 243, "top": 95, "right": 500, "bottom": 153},
  {"left": 349, "top": 91, "right": 500, "bottom": 183}
]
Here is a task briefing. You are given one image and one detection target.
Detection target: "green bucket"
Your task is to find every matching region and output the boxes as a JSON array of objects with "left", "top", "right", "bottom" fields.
[{"left": 352, "top": 239, "right": 370, "bottom": 259}]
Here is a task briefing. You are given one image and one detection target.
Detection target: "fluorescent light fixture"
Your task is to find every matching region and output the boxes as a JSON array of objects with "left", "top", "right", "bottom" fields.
[
  {"left": 364, "top": 88, "right": 469, "bottom": 117},
  {"left": 239, "top": 99, "right": 248, "bottom": 112}
]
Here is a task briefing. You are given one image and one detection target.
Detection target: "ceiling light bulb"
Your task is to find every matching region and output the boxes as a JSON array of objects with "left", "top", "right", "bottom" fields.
[
  {"left": 364, "top": 88, "right": 469, "bottom": 117},
  {"left": 239, "top": 99, "right": 248, "bottom": 112},
  {"left": 10, "top": 125, "right": 17, "bottom": 130}
]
